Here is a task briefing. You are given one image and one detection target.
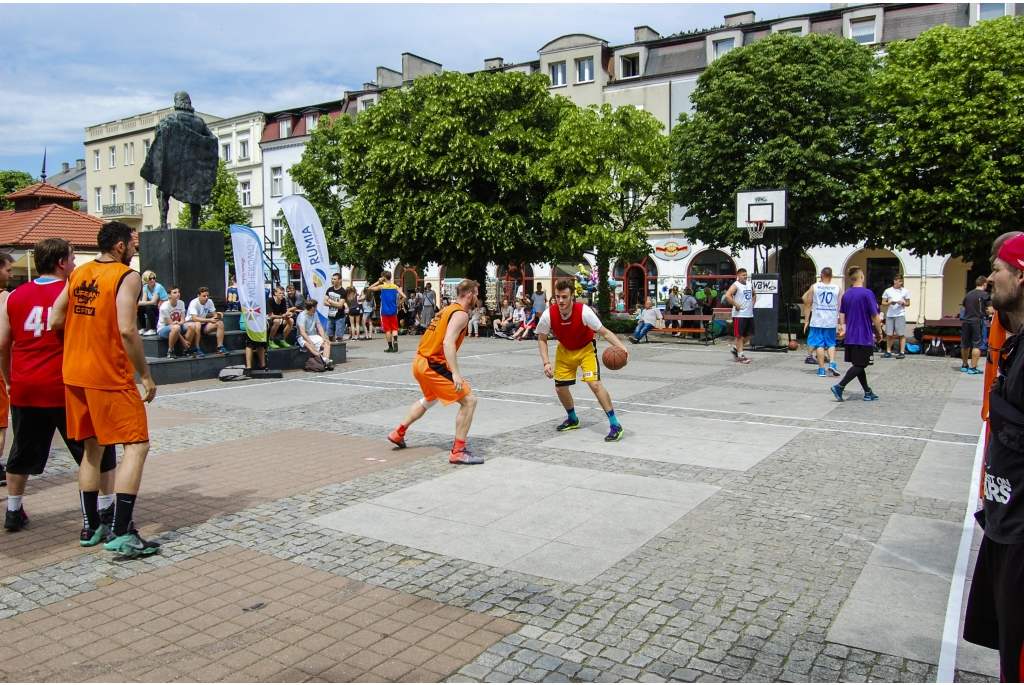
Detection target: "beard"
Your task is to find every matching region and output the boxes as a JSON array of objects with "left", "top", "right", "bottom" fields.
[{"left": 992, "top": 286, "right": 1017, "bottom": 312}]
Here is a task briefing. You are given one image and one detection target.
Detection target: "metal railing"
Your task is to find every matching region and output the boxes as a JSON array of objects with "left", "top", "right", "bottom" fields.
[{"left": 101, "top": 203, "right": 143, "bottom": 218}]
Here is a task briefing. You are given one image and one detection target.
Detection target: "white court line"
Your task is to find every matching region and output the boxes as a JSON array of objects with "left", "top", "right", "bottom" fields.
[
  {"left": 152, "top": 378, "right": 299, "bottom": 399},
  {"left": 937, "top": 429, "right": 986, "bottom": 683}
]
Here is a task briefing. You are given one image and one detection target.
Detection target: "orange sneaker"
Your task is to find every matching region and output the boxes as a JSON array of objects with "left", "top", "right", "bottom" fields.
[
  {"left": 387, "top": 430, "right": 406, "bottom": 448},
  {"left": 449, "top": 447, "right": 484, "bottom": 465}
]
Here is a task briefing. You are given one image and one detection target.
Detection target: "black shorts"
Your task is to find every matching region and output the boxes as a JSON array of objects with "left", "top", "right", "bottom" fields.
[
  {"left": 734, "top": 317, "right": 755, "bottom": 338},
  {"left": 963, "top": 535, "right": 1024, "bottom": 682},
  {"left": 962, "top": 321, "right": 984, "bottom": 350},
  {"left": 844, "top": 343, "right": 874, "bottom": 367},
  {"left": 6, "top": 406, "right": 117, "bottom": 475},
  {"left": 245, "top": 337, "right": 268, "bottom": 349}
]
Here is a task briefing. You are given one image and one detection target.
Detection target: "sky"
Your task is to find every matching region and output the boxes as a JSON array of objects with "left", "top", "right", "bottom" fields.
[{"left": 0, "top": 2, "right": 829, "bottom": 176}]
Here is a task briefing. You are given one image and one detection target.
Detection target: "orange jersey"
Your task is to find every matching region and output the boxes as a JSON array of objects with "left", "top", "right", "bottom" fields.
[
  {"left": 63, "top": 260, "right": 137, "bottom": 390},
  {"left": 416, "top": 303, "right": 467, "bottom": 366},
  {"left": 983, "top": 315, "right": 1008, "bottom": 422}
]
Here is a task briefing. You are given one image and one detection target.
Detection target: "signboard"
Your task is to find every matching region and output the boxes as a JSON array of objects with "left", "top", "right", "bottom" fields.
[
  {"left": 751, "top": 277, "right": 779, "bottom": 294},
  {"left": 653, "top": 238, "right": 691, "bottom": 261},
  {"left": 751, "top": 273, "right": 780, "bottom": 348}
]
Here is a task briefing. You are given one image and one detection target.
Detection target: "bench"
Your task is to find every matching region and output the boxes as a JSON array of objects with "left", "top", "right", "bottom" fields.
[
  {"left": 641, "top": 314, "right": 721, "bottom": 346},
  {"left": 921, "top": 318, "right": 963, "bottom": 344}
]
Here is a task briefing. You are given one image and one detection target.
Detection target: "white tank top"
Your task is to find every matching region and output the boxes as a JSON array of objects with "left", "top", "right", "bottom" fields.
[
  {"left": 732, "top": 281, "right": 754, "bottom": 318},
  {"left": 809, "top": 282, "right": 841, "bottom": 329}
]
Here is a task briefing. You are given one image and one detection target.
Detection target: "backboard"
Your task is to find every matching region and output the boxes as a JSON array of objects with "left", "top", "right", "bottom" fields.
[{"left": 736, "top": 189, "right": 787, "bottom": 229}]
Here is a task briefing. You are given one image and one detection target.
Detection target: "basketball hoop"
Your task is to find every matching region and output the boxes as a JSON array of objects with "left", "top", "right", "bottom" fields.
[{"left": 746, "top": 220, "right": 767, "bottom": 242}]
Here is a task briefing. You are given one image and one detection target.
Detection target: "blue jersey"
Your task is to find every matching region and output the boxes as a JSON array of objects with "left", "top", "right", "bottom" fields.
[{"left": 379, "top": 283, "right": 400, "bottom": 316}]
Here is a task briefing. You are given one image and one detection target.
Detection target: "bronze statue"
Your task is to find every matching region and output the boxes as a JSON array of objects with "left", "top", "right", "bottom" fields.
[{"left": 141, "top": 91, "right": 218, "bottom": 229}]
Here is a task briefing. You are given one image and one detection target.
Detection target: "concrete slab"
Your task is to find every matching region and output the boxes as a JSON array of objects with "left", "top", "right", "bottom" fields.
[
  {"left": 903, "top": 441, "right": 976, "bottom": 504},
  {"left": 311, "top": 457, "right": 719, "bottom": 584},
  {"left": 663, "top": 386, "right": 840, "bottom": 420},
  {"left": 950, "top": 374, "right": 987, "bottom": 402},
  {"left": 866, "top": 513, "right": 960, "bottom": 577},
  {"left": 828, "top": 597, "right": 945, "bottom": 664},
  {"left": 725, "top": 364, "right": 895, "bottom": 391},
  {"left": 605, "top": 360, "right": 730, "bottom": 381},
  {"left": 337, "top": 361, "right": 495, "bottom": 385},
  {"left": 176, "top": 378, "right": 375, "bottom": 410},
  {"left": 483, "top": 377, "right": 671, "bottom": 400},
  {"left": 357, "top": 396, "right": 562, "bottom": 437},
  {"left": 933, "top": 400, "right": 983, "bottom": 436}
]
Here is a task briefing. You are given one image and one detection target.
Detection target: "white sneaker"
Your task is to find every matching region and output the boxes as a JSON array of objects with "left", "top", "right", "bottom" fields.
[
  {"left": 145, "top": 329, "right": 156, "bottom": 336},
  {"left": 138, "top": 329, "right": 146, "bottom": 335}
]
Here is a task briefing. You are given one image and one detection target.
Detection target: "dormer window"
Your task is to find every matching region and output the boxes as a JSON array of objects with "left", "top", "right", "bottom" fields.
[
  {"left": 850, "top": 18, "right": 876, "bottom": 44},
  {"left": 979, "top": 3, "right": 1007, "bottom": 20},
  {"left": 306, "top": 114, "right": 318, "bottom": 132},
  {"left": 279, "top": 120, "right": 291, "bottom": 139},
  {"left": 576, "top": 57, "right": 594, "bottom": 83},
  {"left": 620, "top": 54, "right": 640, "bottom": 78},
  {"left": 549, "top": 62, "right": 567, "bottom": 87},
  {"left": 843, "top": 8, "right": 883, "bottom": 45},
  {"left": 714, "top": 38, "right": 735, "bottom": 59}
]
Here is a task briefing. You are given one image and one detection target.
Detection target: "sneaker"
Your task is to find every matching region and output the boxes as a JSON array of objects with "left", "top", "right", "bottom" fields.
[
  {"left": 884, "top": 352, "right": 892, "bottom": 358},
  {"left": 387, "top": 429, "right": 407, "bottom": 448},
  {"left": 4, "top": 506, "right": 28, "bottom": 531},
  {"left": 393, "top": 344, "right": 398, "bottom": 353},
  {"left": 268, "top": 340, "right": 280, "bottom": 349},
  {"left": 830, "top": 385, "right": 845, "bottom": 402},
  {"left": 738, "top": 355, "right": 751, "bottom": 365},
  {"left": 138, "top": 328, "right": 146, "bottom": 336},
  {"left": 627, "top": 336, "right": 638, "bottom": 344},
  {"left": 863, "top": 391, "right": 879, "bottom": 401},
  {"left": 961, "top": 366, "right": 969, "bottom": 373},
  {"left": 194, "top": 348, "right": 206, "bottom": 358},
  {"left": 216, "top": 345, "right": 230, "bottom": 355},
  {"left": 896, "top": 353, "right": 905, "bottom": 360},
  {"left": 557, "top": 418, "right": 581, "bottom": 432},
  {"left": 80, "top": 524, "right": 110, "bottom": 547},
  {"left": 828, "top": 363, "right": 841, "bottom": 377},
  {"left": 816, "top": 368, "right": 827, "bottom": 377},
  {"left": 731, "top": 345, "right": 740, "bottom": 360},
  {"left": 449, "top": 447, "right": 484, "bottom": 465},
  {"left": 605, "top": 425, "right": 625, "bottom": 442},
  {"left": 804, "top": 355, "right": 816, "bottom": 365},
  {"left": 145, "top": 329, "right": 156, "bottom": 336},
  {"left": 968, "top": 367, "right": 983, "bottom": 375},
  {"left": 103, "top": 522, "right": 161, "bottom": 558}
]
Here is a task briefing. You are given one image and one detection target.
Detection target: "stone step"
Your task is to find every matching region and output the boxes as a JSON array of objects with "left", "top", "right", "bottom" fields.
[
  {"left": 141, "top": 329, "right": 299, "bottom": 357},
  {"left": 141, "top": 342, "right": 346, "bottom": 385}
]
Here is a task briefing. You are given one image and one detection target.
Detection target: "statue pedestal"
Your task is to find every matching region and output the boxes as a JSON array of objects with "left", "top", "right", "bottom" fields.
[{"left": 139, "top": 229, "right": 226, "bottom": 305}]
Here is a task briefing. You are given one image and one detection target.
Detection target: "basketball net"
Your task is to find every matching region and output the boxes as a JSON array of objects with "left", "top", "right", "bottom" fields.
[{"left": 746, "top": 220, "right": 767, "bottom": 242}]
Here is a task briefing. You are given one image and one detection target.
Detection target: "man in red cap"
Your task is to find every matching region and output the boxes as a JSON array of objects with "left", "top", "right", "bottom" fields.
[{"left": 963, "top": 232, "right": 1024, "bottom": 683}]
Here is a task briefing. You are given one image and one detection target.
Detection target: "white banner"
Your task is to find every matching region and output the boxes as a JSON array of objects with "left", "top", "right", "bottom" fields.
[
  {"left": 230, "top": 224, "right": 267, "bottom": 342},
  {"left": 279, "top": 195, "right": 330, "bottom": 325}
]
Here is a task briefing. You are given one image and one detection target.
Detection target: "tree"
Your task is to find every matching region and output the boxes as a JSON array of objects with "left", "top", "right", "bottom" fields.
[
  {"left": 669, "top": 32, "right": 875, "bottom": 302},
  {"left": 177, "top": 160, "right": 251, "bottom": 262},
  {"left": 540, "top": 104, "right": 670, "bottom": 317},
  {"left": 853, "top": 17, "right": 1024, "bottom": 270},
  {"left": 0, "top": 170, "right": 37, "bottom": 210},
  {"left": 333, "top": 70, "right": 573, "bottom": 288}
]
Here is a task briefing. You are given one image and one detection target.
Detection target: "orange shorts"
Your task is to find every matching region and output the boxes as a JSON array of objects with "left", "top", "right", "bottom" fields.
[
  {"left": 65, "top": 385, "right": 149, "bottom": 445},
  {"left": 0, "top": 381, "right": 8, "bottom": 429},
  {"left": 412, "top": 355, "right": 471, "bottom": 406}
]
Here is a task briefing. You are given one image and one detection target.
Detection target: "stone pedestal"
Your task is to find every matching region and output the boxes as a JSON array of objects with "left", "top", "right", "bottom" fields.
[{"left": 139, "top": 229, "right": 226, "bottom": 305}]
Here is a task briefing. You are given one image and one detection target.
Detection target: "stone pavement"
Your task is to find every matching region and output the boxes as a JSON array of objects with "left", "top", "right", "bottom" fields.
[{"left": 0, "top": 335, "right": 1000, "bottom": 682}]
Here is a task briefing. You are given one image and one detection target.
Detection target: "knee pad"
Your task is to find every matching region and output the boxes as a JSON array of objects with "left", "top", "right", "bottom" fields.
[{"left": 420, "top": 398, "right": 438, "bottom": 409}]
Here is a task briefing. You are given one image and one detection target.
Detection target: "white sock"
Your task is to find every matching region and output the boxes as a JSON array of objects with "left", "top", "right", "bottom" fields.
[
  {"left": 98, "top": 494, "right": 115, "bottom": 510},
  {"left": 7, "top": 495, "right": 22, "bottom": 512}
]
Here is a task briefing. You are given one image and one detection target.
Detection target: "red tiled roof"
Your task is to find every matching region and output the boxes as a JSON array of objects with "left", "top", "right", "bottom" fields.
[
  {"left": 0, "top": 204, "right": 104, "bottom": 248},
  {"left": 5, "top": 181, "right": 82, "bottom": 201}
]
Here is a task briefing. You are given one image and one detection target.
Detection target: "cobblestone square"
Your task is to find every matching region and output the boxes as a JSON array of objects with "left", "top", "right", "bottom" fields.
[{"left": 0, "top": 337, "right": 1000, "bottom": 682}]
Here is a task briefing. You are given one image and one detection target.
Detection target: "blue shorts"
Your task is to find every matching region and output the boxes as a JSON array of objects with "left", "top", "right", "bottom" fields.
[
  {"left": 326, "top": 317, "right": 345, "bottom": 338},
  {"left": 157, "top": 325, "right": 177, "bottom": 339},
  {"left": 807, "top": 327, "right": 837, "bottom": 349}
]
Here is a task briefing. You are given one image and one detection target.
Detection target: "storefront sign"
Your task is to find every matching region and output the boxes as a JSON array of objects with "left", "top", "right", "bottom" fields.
[{"left": 653, "top": 238, "right": 691, "bottom": 261}]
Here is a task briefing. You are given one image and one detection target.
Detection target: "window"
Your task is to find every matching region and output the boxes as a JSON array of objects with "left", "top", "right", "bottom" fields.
[
  {"left": 620, "top": 55, "right": 640, "bottom": 78},
  {"left": 272, "top": 218, "right": 284, "bottom": 247},
  {"left": 129, "top": 142, "right": 134, "bottom": 164},
  {"left": 145, "top": 182, "right": 152, "bottom": 206},
  {"left": 109, "top": 146, "right": 116, "bottom": 168},
  {"left": 124, "top": 143, "right": 129, "bottom": 165},
  {"left": 306, "top": 114, "right": 318, "bottom": 132},
  {"left": 549, "top": 61, "right": 566, "bottom": 87},
  {"left": 143, "top": 138, "right": 150, "bottom": 158},
  {"left": 279, "top": 120, "right": 291, "bottom": 138},
  {"left": 93, "top": 149, "right": 100, "bottom": 170},
  {"left": 110, "top": 185, "right": 117, "bottom": 204},
  {"left": 239, "top": 139, "right": 249, "bottom": 159},
  {"left": 360, "top": 99, "right": 374, "bottom": 111},
  {"left": 222, "top": 143, "right": 231, "bottom": 162},
  {"left": 95, "top": 187, "right": 101, "bottom": 210},
  {"left": 271, "top": 167, "right": 283, "bottom": 196},
  {"left": 292, "top": 180, "right": 304, "bottom": 195},
  {"left": 126, "top": 182, "right": 135, "bottom": 205},
  {"left": 240, "top": 181, "right": 251, "bottom": 206},
  {"left": 779, "top": 27, "right": 802, "bottom": 35},
  {"left": 576, "top": 57, "right": 594, "bottom": 83},
  {"left": 979, "top": 3, "right": 1006, "bottom": 20},
  {"left": 850, "top": 18, "right": 876, "bottom": 43},
  {"left": 714, "top": 38, "right": 735, "bottom": 59}
]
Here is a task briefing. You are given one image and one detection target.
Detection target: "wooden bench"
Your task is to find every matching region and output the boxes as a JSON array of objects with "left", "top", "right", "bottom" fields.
[
  {"left": 922, "top": 318, "right": 963, "bottom": 344},
  {"left": 643, "top": 314, "right": 717, "bottom": 346}
]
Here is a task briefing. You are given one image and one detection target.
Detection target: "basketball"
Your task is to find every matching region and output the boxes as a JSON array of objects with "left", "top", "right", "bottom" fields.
[
  {"left": 602, "top": 346, "right": 628, "bottom": 371},
  {"left": 788, "top": 340, "right": 799, "bottom": 351}
]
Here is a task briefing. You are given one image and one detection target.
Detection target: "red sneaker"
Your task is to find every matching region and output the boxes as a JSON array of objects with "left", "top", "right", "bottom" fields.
[
  {"left": 449, "top": 447, "right": 484, "bottom": 465},
  {"left": 387, "top": 430, "right": 406, "bottom": 448}
]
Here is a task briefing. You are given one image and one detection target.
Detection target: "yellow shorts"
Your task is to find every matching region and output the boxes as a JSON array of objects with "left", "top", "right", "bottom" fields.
[{"left": 554, "top": 341, "right": 600, "bottom": 387}]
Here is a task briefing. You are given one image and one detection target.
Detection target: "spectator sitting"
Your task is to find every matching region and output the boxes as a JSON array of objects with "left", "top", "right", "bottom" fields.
[
  {"left": 185, "top": 286, "right": 229, "bottom": 357},
  {"left": 266, "top": 286, "right": 294, "bottom": 348},
  {"left": 680, "top": 287, "right": 699, "bottom": 338},
  {"left": 628, "top": 298, "right": 664, "bottom": 343},
  {"left": 502, "top": 301, "right": 526, "bottom": 339},
  {"left": 226, "top": 276, "right": 240, "bottom": 311},
  {"left": 467, "top": 303, "right": 482, "bottom": 338},
  {"left": 284, "top": 284, "right": 304, "bottom": 316},
  {"left": 137, "top": 270, "right": 167, "bottom": 336},
  {"left": 493, "top": 298, "right": 513, "bottom": 336},
  {"left": 323, "top": 273, "right": 348, "bottom": 342},
  {"left": 297, "top": 298, "right": 331, "bottom": 364},
  {"left": 158, "top": 286, "right": 193, "bottom": 358},
  {"left": 510, "top": 304, "right": 536, "bottom": 341}
]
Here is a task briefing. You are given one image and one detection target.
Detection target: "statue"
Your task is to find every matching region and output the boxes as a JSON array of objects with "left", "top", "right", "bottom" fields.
[{"left": 140, "top": 91, "right": 218, "bottom": 229}]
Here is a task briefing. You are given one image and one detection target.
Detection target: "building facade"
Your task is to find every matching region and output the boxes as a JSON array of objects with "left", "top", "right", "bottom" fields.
[
  {"left": 45, "top": 159, "right": 88, "bottom": 213},
  {"left": 210, "top": 111, "right": 267, "bottom": 238}
]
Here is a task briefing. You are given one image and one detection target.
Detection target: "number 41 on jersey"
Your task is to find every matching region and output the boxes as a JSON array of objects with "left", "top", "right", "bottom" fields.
[{"left": 24, "top": 306, "right": 52, "bottom": 337}]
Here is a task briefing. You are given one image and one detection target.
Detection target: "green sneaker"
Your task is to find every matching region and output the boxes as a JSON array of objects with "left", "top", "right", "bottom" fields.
[
  {"left": 267, "top": 340, "right": 280, "bottom": 349},
  {"left": 103, "top": 522, "right": 161, "bottom": 558},
  {"left": 80, "top": 524, "right": 109, "bottom": 547}
]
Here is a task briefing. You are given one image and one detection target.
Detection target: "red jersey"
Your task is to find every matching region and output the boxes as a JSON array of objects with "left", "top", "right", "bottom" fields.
[
  {"left": 548, "top": 303, "right": 595, "bottom": 350},
  {"left": 7, "top": 278, "right": 68, "bottom": 407}
]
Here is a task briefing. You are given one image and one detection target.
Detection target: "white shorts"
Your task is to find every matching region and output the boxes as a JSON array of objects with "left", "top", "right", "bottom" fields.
[{"left": 306, "top": 335, "right": 325, "bottom": 353}]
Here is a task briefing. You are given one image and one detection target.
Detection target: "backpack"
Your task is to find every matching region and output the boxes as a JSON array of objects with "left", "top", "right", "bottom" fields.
[
  {"left": 218, "top": 365, "right": 248, "bottom": 382},
  {"left": 925, "top": 338, "right": 946, "bottom": 357},
  {"left": 305, "top": 356, "right": 326, "bottom": 372}
]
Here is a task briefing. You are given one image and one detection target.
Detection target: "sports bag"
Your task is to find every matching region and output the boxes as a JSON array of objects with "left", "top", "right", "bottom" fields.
[
  {"left": 925, "top": 338, "right": 946, "bottom": 357},
  {"left": 305, "top": 356, "right": 326, "bottom": 372},
  {"left": 218, "top": 365, "right": 248, "bottom": 381}
]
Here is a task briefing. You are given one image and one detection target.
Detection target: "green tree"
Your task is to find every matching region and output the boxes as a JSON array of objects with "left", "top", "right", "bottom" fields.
[
  {"left": 669, "top": 32, "right": 875, "bottom": 302},
  {"left": 177, "top": 160, "right": 251, "bottom": 261},
  {"left": 333, "top": 70, "right": 573, "bottom": 287},
  {"left": 0, "top": 170, "right": 37, "bottom": 210},
  {"left": 853, "top": 17, "right": 1024, "bottom": 270},
  {"left": 540, "top": 104, "right": 669, "bottom": 317}
]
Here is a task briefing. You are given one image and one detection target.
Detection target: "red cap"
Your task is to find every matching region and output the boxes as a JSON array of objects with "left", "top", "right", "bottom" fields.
[{"left": 997, "top": 234, "right": 1024, "bottom": 270}]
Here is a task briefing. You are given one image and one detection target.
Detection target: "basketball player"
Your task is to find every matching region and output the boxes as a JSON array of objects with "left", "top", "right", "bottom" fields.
[
  {"left": 830, "top": 266, "right": 882, "bottom": 402},
  {"left": 369, "top": 271, "right": 406, "bottom": 353},
  {"left": 725, "top": 268, "right": 756, "bottom": 364},
  {"left": 51, "top": 221, "right": 161, "bottom": 557},
  {"left": 536, "top": 279, "right": 630, "bottom": 442},
  {"left": 387, "top": 279, "right": 482, "bottom": 464},
  {"left": 802, "top": 267, "right": 842, "bottom": 378},
  {"left": 0, "top": 239, "right": 118, "bottom": 539},
  {"left": 0, "top": 251, "right": 12, "bottom": 488}
]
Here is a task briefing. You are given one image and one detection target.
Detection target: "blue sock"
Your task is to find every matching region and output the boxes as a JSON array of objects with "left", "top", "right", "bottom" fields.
[
  {"left": 566, "top": 408, "right": 578, "bottom": 422},
  {"left": 606, "top": 409, "right": 621, "bottom": 428}
]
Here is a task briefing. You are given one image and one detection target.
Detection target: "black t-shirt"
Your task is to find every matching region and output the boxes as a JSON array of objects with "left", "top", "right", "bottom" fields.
[
  {"left": 962, "top": 289, "right": 990, "bottom": 324},
  {"left": 268, "top": 297, "right": 288, "bottom": 317},
  {"left": 325, "top": 287, "right": 346, "bottom": 319},
  {"left": 986, "top": 335, "right": 1024, "bottom": 543}
]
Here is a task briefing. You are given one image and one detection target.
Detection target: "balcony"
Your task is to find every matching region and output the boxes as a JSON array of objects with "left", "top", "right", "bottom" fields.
[{"left": 102, "top": 203, "right": 143, "bottom": 218}]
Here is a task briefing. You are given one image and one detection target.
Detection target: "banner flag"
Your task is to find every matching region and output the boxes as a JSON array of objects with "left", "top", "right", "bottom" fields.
[
  {"left": 229, "top": 224, "right": 267, "bottom": 342},
  {"left": 279, "top": 195, "right": 330, "bottom": 325}
]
